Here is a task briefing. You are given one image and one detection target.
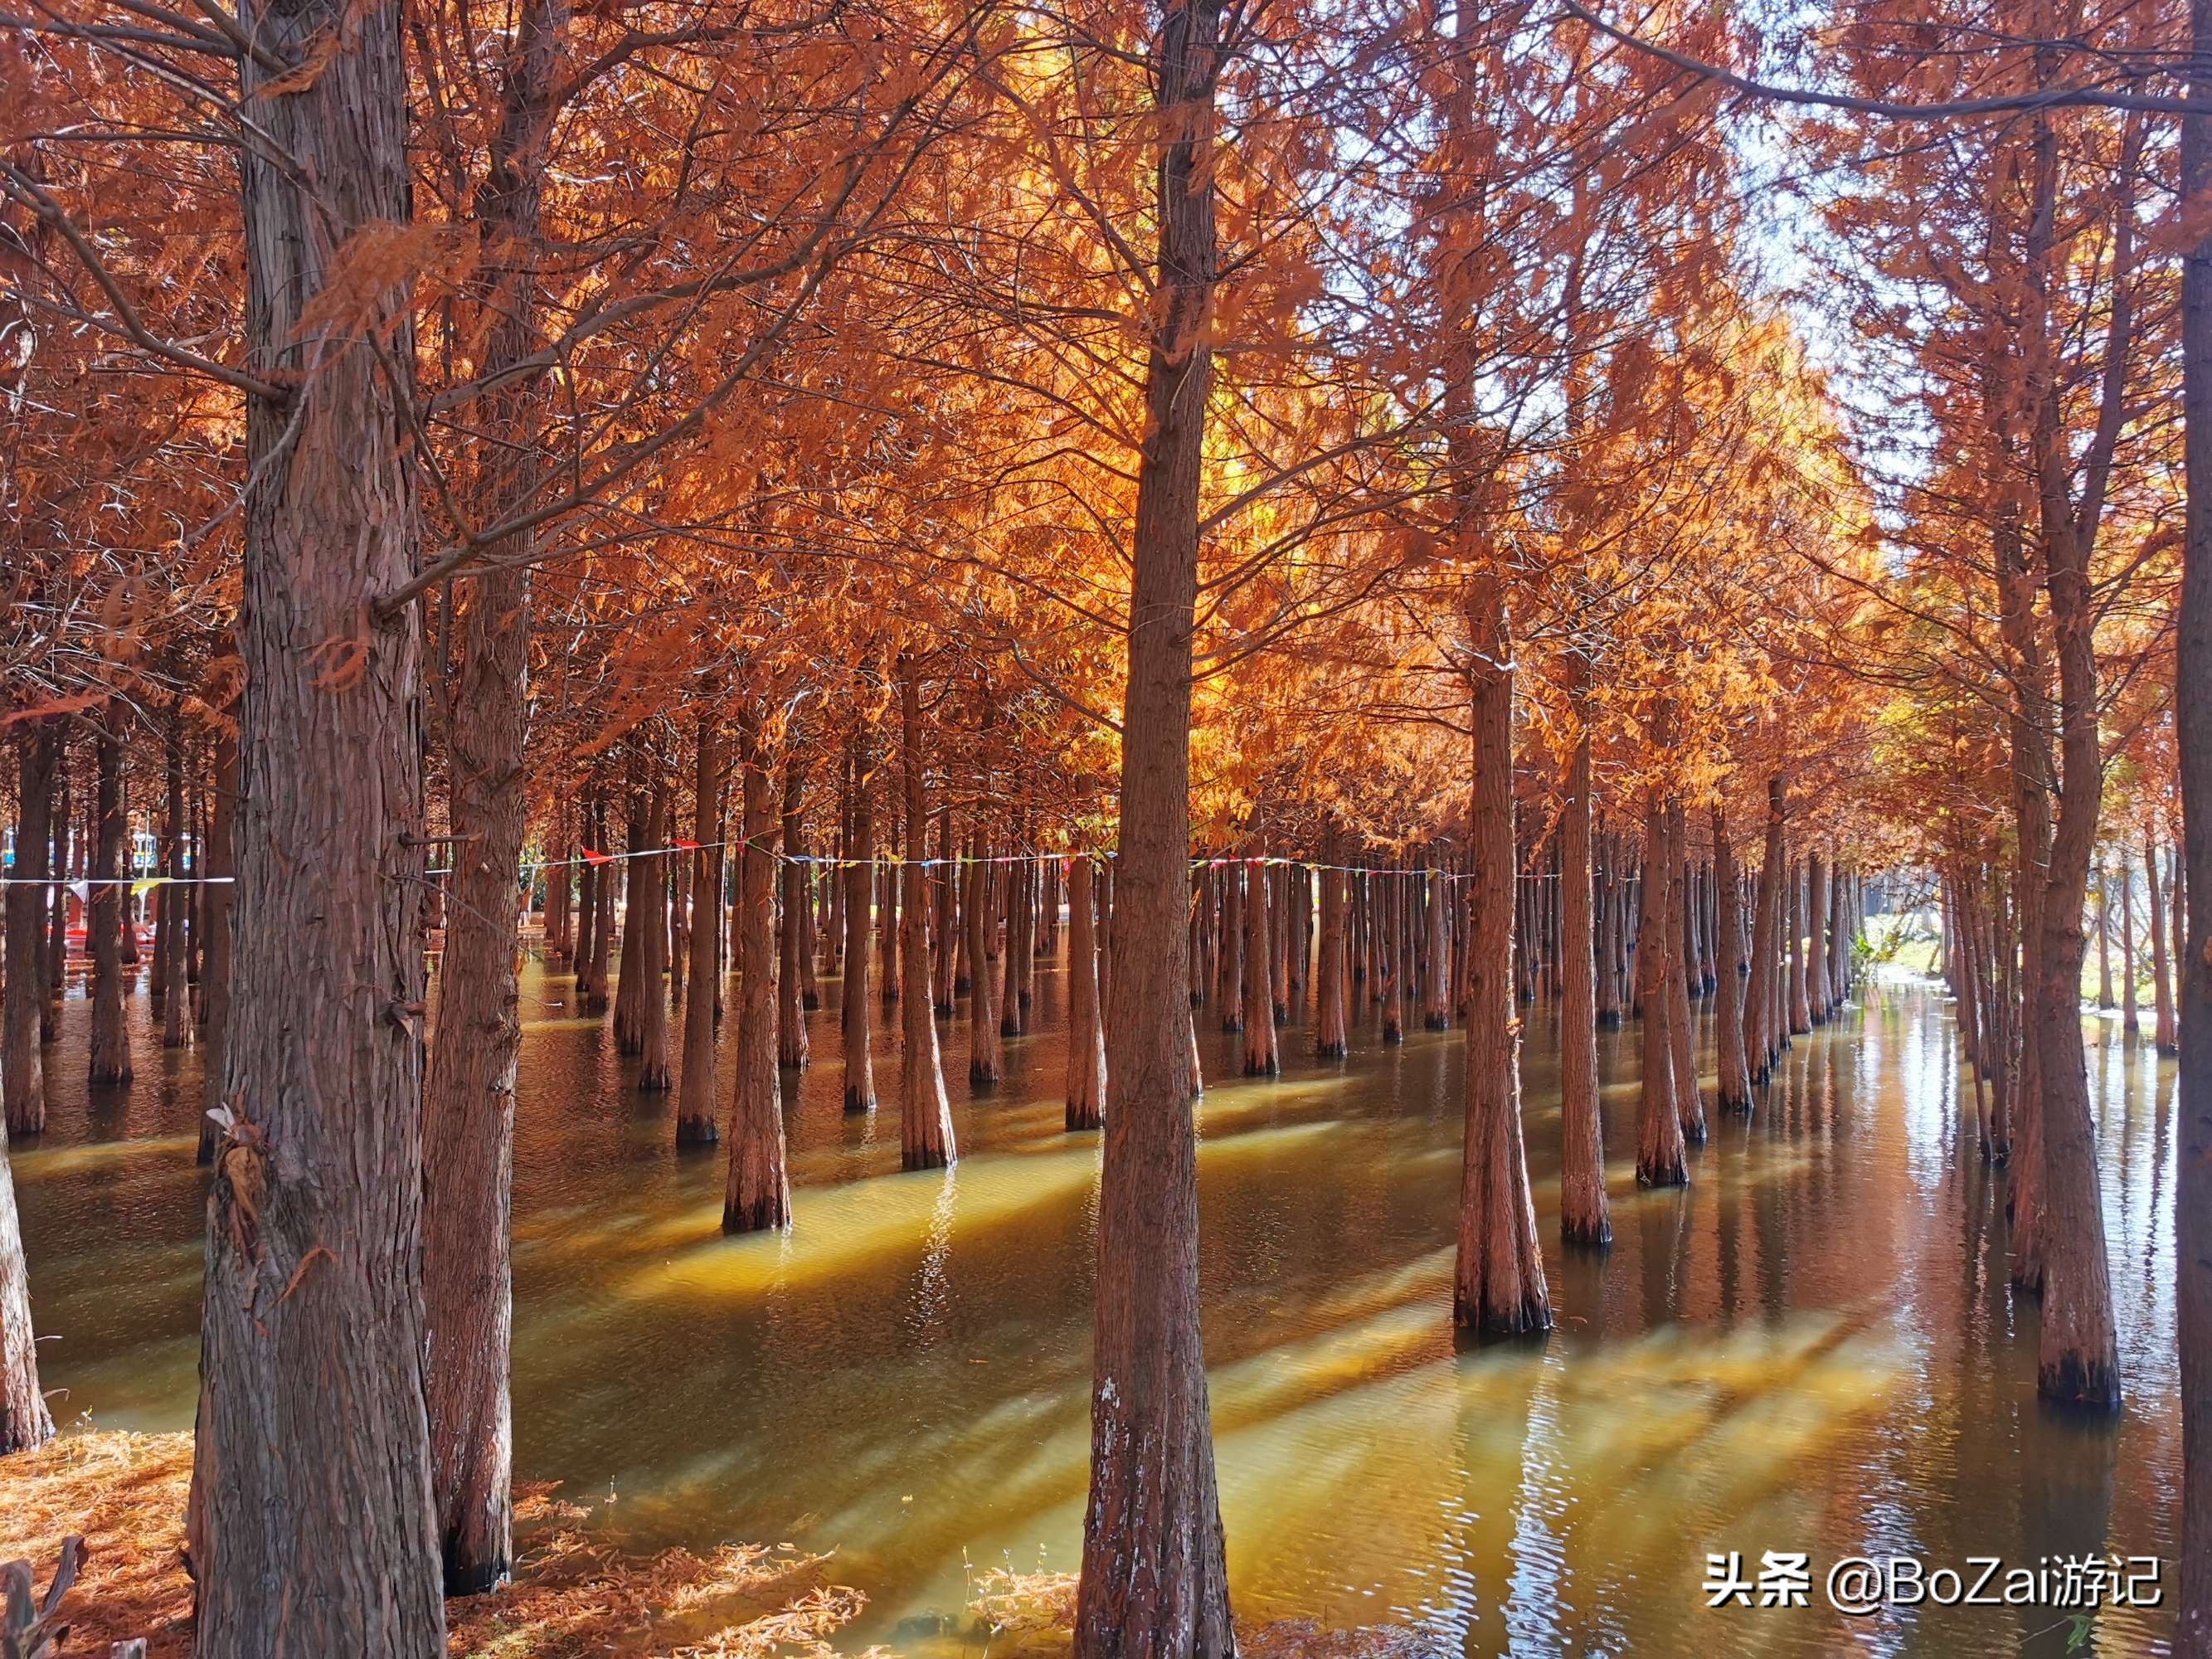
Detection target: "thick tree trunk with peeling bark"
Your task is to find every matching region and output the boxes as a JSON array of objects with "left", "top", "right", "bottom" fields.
[
  {"left": 189, "top": 0, "right": 444, "bottom": 1641},
  {"left": 420, "top": 541, "right": 533, "bottom": 1593},
  {"left": 1558, "top": 730, "right": 1607, "bottom": 1246},
  {"left": 416, "top": 27, "right": 562, "bottom": 1559},
  {"left": 898, "top": 673, "right": 955, "bottom": 1171},
  {"left": 724, "top": 729, "right": 789, "bottom": 1232},
  {"left": 1072, "top": 0, "right": 1234, "bottom": 1642}
]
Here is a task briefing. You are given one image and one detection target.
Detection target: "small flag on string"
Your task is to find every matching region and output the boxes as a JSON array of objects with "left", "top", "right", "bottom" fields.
[
  {"left": 132, "top": 877, "right": 168, "bottom": 898},
  {"left": 580, "top": 848, "right": 613, "bottom": 867},
  {"left": 668, "top": 838, "right": 700, "bottom": 852}
]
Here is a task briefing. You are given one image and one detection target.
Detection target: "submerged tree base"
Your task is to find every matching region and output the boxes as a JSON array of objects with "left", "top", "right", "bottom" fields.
[
  {"left": 1560, "top": 1214, "right": 1612, "bottom": 1249},
  {"left": 0, "top": 1429, "right": 868, "bottom": 1659},
  {"left": 1451, "top": 1296, "right": 1553, "bottom": 1343},
  {"left": 723, "top": 1198, "right": 791, "bottom": 1234},
  {"left": 2038, "top": 1355, "right": 2122, "bottom": 1411},
  {"left": 967, "top": 1568, "right": 1429, "bottom": 1659}
]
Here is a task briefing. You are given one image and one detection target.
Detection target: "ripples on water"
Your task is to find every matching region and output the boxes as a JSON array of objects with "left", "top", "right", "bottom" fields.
[{"left": 9, "top": 954, "right": 2184, "bottom": 1656}]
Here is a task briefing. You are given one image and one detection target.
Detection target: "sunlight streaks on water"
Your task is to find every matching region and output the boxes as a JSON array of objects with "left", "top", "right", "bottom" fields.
[{"left": 9, "top": 961, "right": 2185, "bottom": 1656}]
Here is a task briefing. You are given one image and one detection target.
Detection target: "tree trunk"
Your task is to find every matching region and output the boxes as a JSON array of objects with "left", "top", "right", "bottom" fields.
[
  {"left": 1422, "top": 865, "right": 1451, "bottom": 1029},
  {"left": 1380, "top": 864, "right": 1404, "bottom": 1043},
  {"left": 612, "top": 774, "right": 647, "bottom": 1053},
  {"left": 1072, "top": 0, "right": 1234, "bottom": 1638},
  {"left": 841, "top": 742, "right": 876, "bottom": 1112},
  {"left": 1713, "top": 806, "right": 1752, "bottom": 1112},
  {"left": 898, "top": 670, "right": 955, "bottom": 1171},
  {"left": 159, "top": 716, "right": 189, "bottom": 1045},
  {"left": 2174, "top": 7, "right": 2212, "bottom": 1629},
  {"left": 1636, "top": 789, "right": 1687, "bottom": 1187},
  {"left": 2018, "top": 183, "right": 2118, "bottom": 1397},
  {"left": 586, "top": 844, "right": 614, "bottom": 1015},
  {"left": 197, "top": 728, "right": 237, "bottom": 1165},
  {"left": 778, "top": 766, "right": 810, "bottom": 1068},
  {"left": 1596, "top": 838, "right": 1622, "bottom": 1029},
  {"left": 1744, "top": 778, "right": 1785, "bottom": 1082},
  {"left": 1806, "top": 853, "right": 1830, "bottom": 1025},
  {"left": 2172, "top": 842, "right": 2187, "bottom": 1052},
  {"left": 416, "top": 26, "right": 562, "bottom": 1552},
  {"left": 87, "top": 699, "right": 131, "bottom": 1087},
  {"left": 3, "top": 725, "right": 53, "bottom": 1136},
  {"left": 0, "top": 730, "right": 52, "bottom": 1452},
  {"left": 635, "top": 786, "right": 673, "bottom": 1090},
  {"left": 1068, "top": 856, "right": 1107, "bottom": 1130},
  {"left": 190, "top": 0, "right": 443, "bottom": 1637},
  {"left": 1242, "top": 851, "right": 1277, "bottom": 1076},
  {"left": 1663, "top": 814, "right": 1707, "bottom": 1150},
  {"left": 878, "top": 843, "right": 901, "bottom": 1006},
  {"left": 1013, "top": 849, "right": 1038, "bottom": 1025},
  {"left": 966, "top": 837, "right": 1001, "bottom": 1085},
  {"left": 1452, "top": 584, "right": 1551, "bottom": 1336},
  {"left": 573, "top": 806, "right": 598, "bottom": 988},
  {"left": 678, "top": 719, "right": 723, "bottom": 1145},
  {"left": 1316, "top": 849, "right": 1347, "bottom": 1059},
  {"left": 2124, "top": 852, "right": 2142, "bottom": 1035},
  {"left": 668, "top": 832, "right": 690, "bottom": 1007},
  {"left": 1666, "top": 803, "right": 1705, "bottom": 1146},
  {"left": 1558, "top": 730, "right": 1608, "bottom": 1246},
  {"left": 419, "top": 531, "right": 537, "bottom": 1593},
  {"left": 723, "top": 721, "right": 789, "bottom": 1231},
  {"left": 2096, "top": 862, "right": 2115, "bottom": 1010},
  {"left": 934, "top": 805, "right": 958, "bottom": 1015},
  {"left": 1217, "top": 856, "right": 1242, "bottom": 1030},
  {"left": 41, "top": 770, "right": 64, "bottom": 1036},
  {"left": 2155, "top": 834, "right": 2180, "bottom": 1055}
]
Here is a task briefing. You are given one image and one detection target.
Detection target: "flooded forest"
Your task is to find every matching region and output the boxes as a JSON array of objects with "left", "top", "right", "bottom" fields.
[{"left": 0, "top": 0, "right": 2209, "bottom": 1652}]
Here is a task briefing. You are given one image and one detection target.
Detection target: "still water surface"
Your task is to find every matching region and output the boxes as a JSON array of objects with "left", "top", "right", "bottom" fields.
[{"left": 11, "top": 953, "right": 2185, "bottom": 1656}]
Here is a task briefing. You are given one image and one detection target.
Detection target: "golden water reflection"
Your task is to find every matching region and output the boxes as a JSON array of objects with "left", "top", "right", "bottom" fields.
[{"left": 11, "top": 962, "right": 2184, "bottom": 1656}]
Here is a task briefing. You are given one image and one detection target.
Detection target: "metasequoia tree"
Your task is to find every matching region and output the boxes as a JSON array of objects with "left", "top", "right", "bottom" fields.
[{"left": 185, "top": 0, "right": 447, "bottom": 1649}]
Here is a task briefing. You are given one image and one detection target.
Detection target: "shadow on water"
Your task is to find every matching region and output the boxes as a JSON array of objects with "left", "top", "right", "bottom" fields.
[{"left": 8, "top": 955, "right": 2185, "bottom": 1656}]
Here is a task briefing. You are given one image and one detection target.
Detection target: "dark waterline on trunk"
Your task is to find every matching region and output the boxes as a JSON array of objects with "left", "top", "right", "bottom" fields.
[{"left": 8, "top": 958, "right": 2185, "bottom": 1657}]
